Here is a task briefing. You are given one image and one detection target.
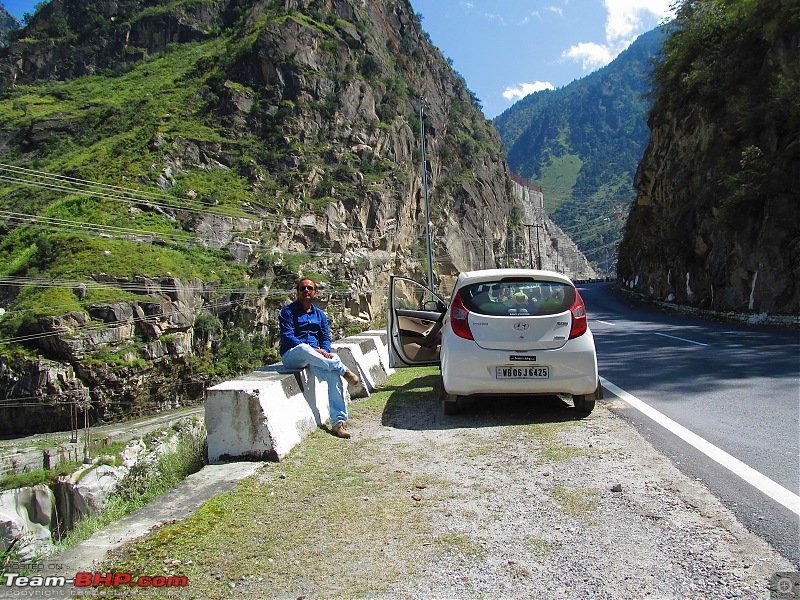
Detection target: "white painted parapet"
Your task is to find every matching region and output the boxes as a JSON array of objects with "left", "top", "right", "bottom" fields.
[
  {"left": 205, "top": 332, "right": 393, "bottom": 463},
  {"left": 331, "top": 329, "right": 393, "bottom": 394}
]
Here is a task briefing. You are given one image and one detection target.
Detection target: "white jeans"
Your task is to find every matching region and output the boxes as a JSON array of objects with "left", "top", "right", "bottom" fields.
[{"left": 281, "top": 344, "right": 348, "bottom": 425}]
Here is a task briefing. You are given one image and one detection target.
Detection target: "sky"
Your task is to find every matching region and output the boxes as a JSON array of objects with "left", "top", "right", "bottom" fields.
[
  {"left": 412, "top": 0, "right": 674, "bottom": 117},
  {"left": 3, "top": 0, "right": 674, "bottom": 118},
  {"left": 2, "top": 0, "right": 32, "bottom": 22}
]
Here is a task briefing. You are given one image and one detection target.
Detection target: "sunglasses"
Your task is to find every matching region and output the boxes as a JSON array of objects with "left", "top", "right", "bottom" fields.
[{"left": 298, "top": 285, "right": 315, "bottom": 291}]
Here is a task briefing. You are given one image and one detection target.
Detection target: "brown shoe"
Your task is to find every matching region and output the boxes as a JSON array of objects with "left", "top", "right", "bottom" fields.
[
  {"left": 332, "top": 421, "right": 351, "bottom": 439},
  {"left": 343, "top": 370, "right": 360, "bottom": 386}
]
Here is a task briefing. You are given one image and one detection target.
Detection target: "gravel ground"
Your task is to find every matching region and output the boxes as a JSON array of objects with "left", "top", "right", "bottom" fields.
[
  {"left": 52, "top": 378, "right": 795, "bottom": 599},
  {"left": 336, "top": 391, "right": 794, "bottom": 599}
]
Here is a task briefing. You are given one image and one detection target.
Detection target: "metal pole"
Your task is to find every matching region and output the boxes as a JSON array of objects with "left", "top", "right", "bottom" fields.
[
  {"left": 70, "top": 400, "right": 78, "bottom": 444},
  {"left": 534, "top": 225, "right": 543, "bottom": 269},
  {"left": 83, "top": 408, "right": 90, "bottom": 464},
  {"left": 525, "top": 224, "right": 534, "bottom": 269},
  {"left": 553, "top": 239, "right": 559, "bottom": 271},
  {"left": 482, "top": 194, "right": 486, "bottom": 269},
  {"left": 420, "top": 97, "right": 434, "bottom": 293}
]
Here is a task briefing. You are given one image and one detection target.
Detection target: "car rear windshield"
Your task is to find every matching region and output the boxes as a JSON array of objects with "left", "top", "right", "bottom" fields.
[{"left": 460, "top": 280, "right": 575, "bottom": 316}]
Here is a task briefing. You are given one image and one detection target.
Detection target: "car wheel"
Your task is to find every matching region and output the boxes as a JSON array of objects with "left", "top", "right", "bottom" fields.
[
  {"left": 442, "top": 395, "right": 462, "bottom": 415},
  {"left": 439, "top": 374, "right": 462, "bottom": 415},
  {"left": 573, "top": 382, "right": 602, "bottom": 416},
  {"left": 572, "top": 394, "right": 595, "bottom": 415},
  {"left": 572, "top": 382, "right": 603, "bottom": 416}
]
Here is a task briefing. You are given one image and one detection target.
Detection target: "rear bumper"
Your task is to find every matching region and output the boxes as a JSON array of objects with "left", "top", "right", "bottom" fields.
[{"left": 441, "top": 330, "right": 598, "bottom": 397}]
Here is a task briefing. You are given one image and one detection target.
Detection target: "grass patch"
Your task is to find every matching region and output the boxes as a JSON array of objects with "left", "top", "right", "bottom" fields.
[
  {"left": 434, "top": 532, "right": 487, "bottom": 559},
  {"left": 539, "top": 153, "right": 582, "bottom": 213},
  {"left": 104, "top": 434, "right": 433, "bottom": 596},
  {"left": 59, "top": 425, "right": 207, "bottom": 549},
  {"left": 528, "top": 535, "right": 559, "bottom": 557},
  {"left": 0, "top": 462, "right": 81, "bottom": 491},
  {"left": 550, "top": 484, "right": 600, "bottom": 523},
  {"left": 101, "top": 368, "right": 449, "bottom": 596},
  {"left": 511, "top": 420, "right": 591, "bottom": 464},
  {"left": 360, "top": 365, "right": 438, "bottom": 416}
]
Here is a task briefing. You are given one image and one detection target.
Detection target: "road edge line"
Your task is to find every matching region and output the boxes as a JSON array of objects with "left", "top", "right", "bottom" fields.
[{"left": 600, "top": 376, "right": 800, "bottom": 517}]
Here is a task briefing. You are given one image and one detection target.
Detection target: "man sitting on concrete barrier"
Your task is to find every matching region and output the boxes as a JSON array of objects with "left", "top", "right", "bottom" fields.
[{"left": 279, "top": 278, "right": 361, "bottom": 439}]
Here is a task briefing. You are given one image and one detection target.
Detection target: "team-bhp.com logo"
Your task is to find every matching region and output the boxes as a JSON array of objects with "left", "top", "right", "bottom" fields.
[{"left": 5, "top": 571, "right": 188, "bottom": 590}]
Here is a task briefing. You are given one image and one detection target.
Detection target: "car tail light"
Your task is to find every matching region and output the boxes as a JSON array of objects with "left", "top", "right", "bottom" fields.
[
  {"left": 450, "top": 290, "right": 474, "bottom": 340},
  {"left": 569, "top": 290, "right": 588, "bottom": 339}
]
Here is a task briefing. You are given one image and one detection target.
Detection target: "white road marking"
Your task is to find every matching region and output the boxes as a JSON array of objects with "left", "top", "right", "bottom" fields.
[
  {"left": 596, "top": 320, "right": 616, "bottom": 326},
  {"left": 654, "top": 332, "right": 708, "bottom": 346},
  {"left": 600, "top": 377, "right": 800, "bottom": 516}
]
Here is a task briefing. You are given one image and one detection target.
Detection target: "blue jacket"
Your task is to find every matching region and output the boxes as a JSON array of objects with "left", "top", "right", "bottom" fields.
[{"left": 279, "top": 301, "right": 332, "bottom": 356}]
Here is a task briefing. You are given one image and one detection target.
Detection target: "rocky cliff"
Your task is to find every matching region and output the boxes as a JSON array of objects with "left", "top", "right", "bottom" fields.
[
  {"left": 0, "top": 4, "right": 18, "bottom": 47},
  {"left": 0, "top": 0, "right": 521, "bottom": 287},
  {"left": 616, "top": 0, "right": 799, "bottom": 315},
  {"left": 511, "top": 177, "right": 596, "bottom": 280},
  {"left": 0, "top": 0, "right": 596, "bottom": 434}
]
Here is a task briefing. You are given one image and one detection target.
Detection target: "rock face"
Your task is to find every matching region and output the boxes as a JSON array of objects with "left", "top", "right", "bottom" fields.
[
  {"left": 0, "top": 0, "right": 596, "bottom": 433},
  {"left": 0, "top": 276, "right": 250, "bottom": 435},
  {"left": 511, "top": 178, "right": 597, "bottom": 279},
  {"left": 0, "top": 5, "right": 19, "bottom": 47},
  {"left": 0, "top": 485, "right": 57, "bottom": 561},
  {"left": 616, "top": 1, "right": 799, "bottom": 315},
  {"left": 0, "top": 417, "right": 205, "bottom": 561}
]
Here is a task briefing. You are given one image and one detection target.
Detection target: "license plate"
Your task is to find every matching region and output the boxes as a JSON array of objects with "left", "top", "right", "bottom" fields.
[{"left": 496, "top": 366, "right": 549, "bottom": 379}]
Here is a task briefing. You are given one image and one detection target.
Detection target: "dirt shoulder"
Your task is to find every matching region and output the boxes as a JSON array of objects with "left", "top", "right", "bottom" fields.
[{"left": 98, "top": 367, "right": 792, "bottom": 599}]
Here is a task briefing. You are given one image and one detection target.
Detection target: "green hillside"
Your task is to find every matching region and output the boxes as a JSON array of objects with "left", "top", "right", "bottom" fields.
[
  {"left": 616, "top": 0, "right": 800, "bottom": 314},
  {"left": 494, "top": 27, "right": 665, "bottom": 274}
]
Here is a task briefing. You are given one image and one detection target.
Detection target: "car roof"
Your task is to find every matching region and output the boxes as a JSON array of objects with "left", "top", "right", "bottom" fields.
[{"left": 454, "top": 268, "right": 574, "bottom": 288}]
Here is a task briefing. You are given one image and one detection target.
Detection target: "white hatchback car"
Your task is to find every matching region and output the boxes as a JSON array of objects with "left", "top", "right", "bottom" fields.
[{"left": 387, "top": 269, "right": 601, "bottom": 415}]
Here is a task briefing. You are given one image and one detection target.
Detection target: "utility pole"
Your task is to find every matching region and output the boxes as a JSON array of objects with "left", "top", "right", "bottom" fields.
[
  {"left": 525, "top": 224, "right": 534, "bottom": 269},
  {"left": 525, "top": 224, "right": 544, "bottom": 269},
  {"left": 419, "top": 97, "right": 434, "bottom": 293},
  {"left": 553, "top": 239, "right": 559, "bottom": 272},
  {"left": 70, "top": 400, "right": 79, "bottom": 444},
  {"left": 534, "top": 225, "right": 543, "bottom": 269},
  {"left": 474, "top": 176, "right": 487, "bottom": 270},
  {"left": 482, "top": 192, "right": 487, "bottom": 269},
  {"left": 83, "top": 407, "right": 91, "bottom": 464}
]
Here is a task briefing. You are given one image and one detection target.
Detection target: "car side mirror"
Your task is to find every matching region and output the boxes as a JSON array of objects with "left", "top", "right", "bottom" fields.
[{"left": 423, "top": 300, "right": 444, "bottom": 312}]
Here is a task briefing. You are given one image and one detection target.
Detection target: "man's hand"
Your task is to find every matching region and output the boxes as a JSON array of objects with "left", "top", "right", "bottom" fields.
[{"left": 315, "top": 348, "right": 333, "bottom": 359}]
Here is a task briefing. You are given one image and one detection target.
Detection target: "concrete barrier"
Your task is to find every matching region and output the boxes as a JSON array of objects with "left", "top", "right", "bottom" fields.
[
  {"left": 205, "top": 331, "right": 393, "bottom": 463},
  {"left": 333, "top": 329, "right": 394, "bottom": 392},
  {"left": 0, "top": 448, "right": 44, "bottom": 479}
]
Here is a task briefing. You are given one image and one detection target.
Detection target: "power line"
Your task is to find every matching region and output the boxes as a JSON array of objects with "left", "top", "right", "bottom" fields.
[{"left": 0, "top": 164, "right": 402, "bottom": 240}]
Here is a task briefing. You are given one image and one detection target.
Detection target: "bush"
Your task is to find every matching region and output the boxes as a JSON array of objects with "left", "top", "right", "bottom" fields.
[{"left": 59, "top": 422, "right": 208, "bottom": 549}]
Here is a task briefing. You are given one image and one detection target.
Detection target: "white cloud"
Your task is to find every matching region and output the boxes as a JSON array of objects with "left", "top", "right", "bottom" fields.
[
  {"left": 484, "top": 12, "right": 505, "bottom": 23},
  {"left": 603, "top": 0, "right": 673, "bottom": 41},
  {"left": 561, "top": 42, "right": 615, "bottom": 72},
  {"left": 502, "top": 81, "right": 556, "bottom": 101},
  {"left": 561, "top": 0, "right": 674, "bottom": 73}
]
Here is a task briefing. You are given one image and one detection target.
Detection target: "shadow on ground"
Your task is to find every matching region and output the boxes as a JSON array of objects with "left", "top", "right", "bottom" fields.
[{"left": 380, "top": 373, "right": 585, "bottom": 431}]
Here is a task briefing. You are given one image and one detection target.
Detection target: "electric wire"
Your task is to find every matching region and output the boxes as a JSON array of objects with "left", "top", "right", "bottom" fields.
[{"left": 0, "top": 3, "right": 600, "bottom": 312}]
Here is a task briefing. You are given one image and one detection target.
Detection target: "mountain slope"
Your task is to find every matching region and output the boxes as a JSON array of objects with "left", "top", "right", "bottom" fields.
[
  {"left": 494, "top": 27, "right": 666, "bottom": 274},
  {"left": 0, "top": 4, "right": 18, "bottom": 46},
  {"left": 0, "top": 0, "right": 519, "bottom": 433},
  {"left": 617, "top": 0, "right": 799, "bottom": 315}
]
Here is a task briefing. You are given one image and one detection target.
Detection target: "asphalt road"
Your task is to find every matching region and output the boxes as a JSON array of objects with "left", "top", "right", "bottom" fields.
[{"left": 579, "top": 282, "right": 800, "bottom": 568}]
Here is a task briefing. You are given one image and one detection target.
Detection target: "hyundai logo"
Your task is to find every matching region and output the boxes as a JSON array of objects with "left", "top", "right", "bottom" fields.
[{"left": 513, "top": 322, "right": 529, "bottom": 331}]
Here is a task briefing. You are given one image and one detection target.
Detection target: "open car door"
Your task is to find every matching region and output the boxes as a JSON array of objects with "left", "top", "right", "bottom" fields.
[{"left": 387, "top": 276, "right": 446, "bottom": 368}]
